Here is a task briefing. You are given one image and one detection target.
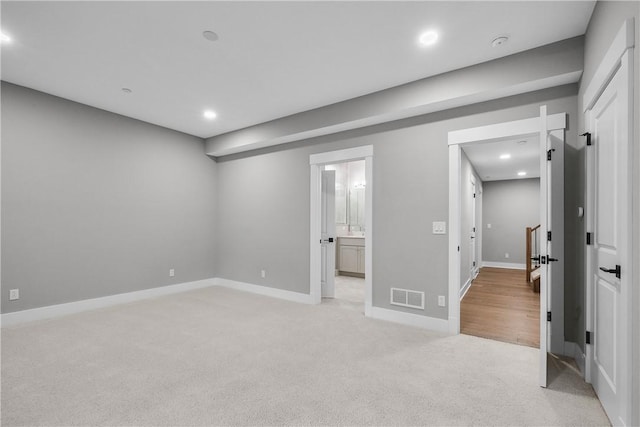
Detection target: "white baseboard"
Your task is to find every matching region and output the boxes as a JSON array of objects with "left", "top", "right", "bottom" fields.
[
  {"left": 481, "top": 261, "right": 526, "bottom": 270},
  {"left": 368, "top": 306, "right": 449, "bottom": 333},
  {"left": 460, "top": 278, "right": 472, "bottom": 300},
  {"left": 1, "top": 278, "right": 217, "bottom": 327},
  {"left": 214, "top": 278, "right": 315, "bottom": 305},
  {"left": 563, "top": 341, "right": 586, "bottom": 377}
]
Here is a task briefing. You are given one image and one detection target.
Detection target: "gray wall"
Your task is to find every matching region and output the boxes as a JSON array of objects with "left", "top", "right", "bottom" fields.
[
  {"left": 576, "top": 2, "right": 640, "bottom": 424},
  {"left": 482, "top": 179, "right": 540, "bottom": 265},
  {"left": 1, "top": 82, "right": 218, "bottom": 313},
  {"left": 215, "top": 85, "right": 578, "bottom": 319}
]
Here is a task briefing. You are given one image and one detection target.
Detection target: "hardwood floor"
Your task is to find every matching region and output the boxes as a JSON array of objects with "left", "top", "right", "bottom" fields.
[{"left": 461, "top": 267, "right": 540, "bottom": 348}]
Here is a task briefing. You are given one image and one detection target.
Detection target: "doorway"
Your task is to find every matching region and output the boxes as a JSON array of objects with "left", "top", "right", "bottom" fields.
[
  {"left": 309, "top": 146, "right": 373, "bottom": 316},
  {"left": 325, "top": 160, "right": 367, "bottom": 311},
  {"left": 448, "top": 107, "right": 567, "bottom": 387},
  {"left": 459, "top": 138, "right": 542, "bottom": 348}
]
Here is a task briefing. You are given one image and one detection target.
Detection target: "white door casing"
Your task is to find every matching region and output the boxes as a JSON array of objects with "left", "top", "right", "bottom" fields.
[
  {"left": 585, "top": 50, "right": 632, "bottom": 426},
  {"left": 321, "top": 169, "right": 336, "bottom": 298}
]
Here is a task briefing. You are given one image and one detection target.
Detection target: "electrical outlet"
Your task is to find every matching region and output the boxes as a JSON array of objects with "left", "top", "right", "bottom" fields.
[
  {"left": 261, "top": 269, "right": 266, "bottom": 278},
  {"left": 9, "top": 289, "right": 19, "bottom": 301},
  {"left": 432, "top": 221, "right": 447, "bottom": 235},
  {"left": 438, "top": 295, "right": 446, "bottom": 307},
  {"left": 169, "top": 268, "right": 175, "bottom": 277},
  {"left": 505, "top": 253, "right": 510, "bottom": 259},
  {"left": 487, "top": 224, "right": 492, "bottom": 229}
]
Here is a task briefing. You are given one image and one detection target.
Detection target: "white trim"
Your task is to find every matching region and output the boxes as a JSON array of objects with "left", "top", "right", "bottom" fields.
[
  {"left": 448, "top": 144, "right": 461, "bottom": 334},
  {"left": 309, "top": 146, "right": 374, "bottom": 314},
  {"left": 1, "top": 278, "right": 217, "bottom": 327},
  {"left": 448, "top": 113, "right": 567, "bottom": 146},
  {"left": 583, "top": 18, "right": 635, "bottom": 112},
  {"left": 214, "top": 278, "right": 315, "bottom": 305},
  {"left": 368, "top": 306, "right": 449, "bottom": 333},
  {"left": 481, "top": 261, "right": 526, "bottom": 270},
  {"left": 459, "top": 278, "right": 472, "bottom": 300},
  {"left": 309, "top": 145, "right": 373, "bottom": 165}
]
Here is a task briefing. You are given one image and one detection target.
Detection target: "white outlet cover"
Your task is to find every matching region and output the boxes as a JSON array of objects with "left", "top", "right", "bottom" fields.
[
  {"left": 487, "top": 223, "right": 492, "bottom": 229},
  {"left": 169, "top": 269, "right": 175, "bottom": 277},
  {"left": 261, "top": 270, "right": 266, "bottom": 278},
  {"left": 438, "top": 295, "right": 446, "bottom": 307},
  {"left": 9, "top": 289, "right": 19, "bottom": 301}
]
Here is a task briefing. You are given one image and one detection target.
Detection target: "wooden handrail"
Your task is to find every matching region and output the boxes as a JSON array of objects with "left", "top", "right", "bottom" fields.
[{"left": 525, "top": 224, "right": 541, "bottom": 283}]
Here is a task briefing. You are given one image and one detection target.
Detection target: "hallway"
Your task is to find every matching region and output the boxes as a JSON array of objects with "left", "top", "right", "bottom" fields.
[{"left": 461, "top": 267, "right": 540, "bottom": 347}]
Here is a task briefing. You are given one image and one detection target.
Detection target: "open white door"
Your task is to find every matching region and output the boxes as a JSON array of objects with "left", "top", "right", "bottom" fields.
[
  {"left": 321, "top": 169, "right": 336, "bottom": 298},
  {"left": 585, "top": 51, "right": 632, "bottom": 426},
  {"left": 538, "top": 106, "right": 549, "bottom": 388},
  {"left": 469, "top": 176, "right": 477, "bottom": 279}
]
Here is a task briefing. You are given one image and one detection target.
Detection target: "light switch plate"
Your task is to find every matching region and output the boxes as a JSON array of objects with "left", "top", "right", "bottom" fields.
[{"left": 432, "top": 221, "right": 447, "bottom": 234}]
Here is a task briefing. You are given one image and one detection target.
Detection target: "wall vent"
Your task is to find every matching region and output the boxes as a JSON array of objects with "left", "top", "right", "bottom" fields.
[{"left": 390, "top": 288, "right": 425, "bottom": 310}]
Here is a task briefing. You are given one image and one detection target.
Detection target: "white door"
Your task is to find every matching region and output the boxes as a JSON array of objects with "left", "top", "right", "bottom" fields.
[
  {"left": 587, "top": 55, "right": 631, "bottom": 425},
  {"left": 470, "top": 176, "right": 477, "bottom": 278},
  {"left": 321, "top": 169, "right": 336, "bottom": 298},
  {"left": 538, "top": 105, "right": 554, "bottom": 388}
]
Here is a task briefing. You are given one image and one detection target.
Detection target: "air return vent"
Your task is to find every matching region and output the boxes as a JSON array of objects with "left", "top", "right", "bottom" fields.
[{"left": 390, "top": 288, "right": 425, "bottom": 310}]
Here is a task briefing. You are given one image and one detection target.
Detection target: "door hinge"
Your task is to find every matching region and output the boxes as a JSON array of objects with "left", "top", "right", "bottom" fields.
[
  {"left": 473, "top": 193, "right": 476, "bottom": 198},
  {"left": 586, "top": 232, "right": 592, "bottom": 245},
  {"left": 473, "top": 227, "right": 476, "bottom": 232},
  {"left": 581, "top": 132, "right": 592, "bottom": 146},
  {"left": 586, "top": 331, "right": 592, "bottom": 344},
  {"left": 473, "top": 261, "right": 476, "bottom": 267},
  {"left": 547, "top": 231, "right": 552, "bottom": 241},
  {"left": 547, "top": 311, "right": 552, "bottom": 322},
  {"left": 547, "top": 148, "right": 555, "bottom": 161}
]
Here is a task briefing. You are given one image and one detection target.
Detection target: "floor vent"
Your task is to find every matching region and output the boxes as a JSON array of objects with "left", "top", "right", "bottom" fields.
[{"left": 390, "top": 288, "right": 425, "bottom": 310}]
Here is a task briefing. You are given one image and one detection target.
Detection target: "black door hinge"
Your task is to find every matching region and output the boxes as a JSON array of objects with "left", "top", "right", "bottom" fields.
[
  {"left": 547, "top": 148, "right": 555, "bottom": 161},
  {"left": 586, "top": 232, "right": 592, "bottom": 245},
  {"left": 586, "top": 331, "right": 592, "bottom": 344},
  {"left": 547, "top": 311, "right": 552, "bottom": 322},
  {"left": 547, "top": 231, "right": 552, "bottom": 241},
  {"left": 581, "top": 132, "right": 592, "bottom": 146},
  {"left": 473, "top": 193, "right": 476, "bottom": 198}
]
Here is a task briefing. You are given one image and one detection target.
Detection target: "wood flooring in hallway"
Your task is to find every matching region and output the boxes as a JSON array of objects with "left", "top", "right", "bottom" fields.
[{"left": 461, "top": 267, "right": 540, "bottom": 348}]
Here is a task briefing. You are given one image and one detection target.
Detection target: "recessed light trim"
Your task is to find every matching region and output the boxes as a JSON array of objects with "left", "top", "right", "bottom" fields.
[
  {"left": 418, "top": 30, "right": 439, "bottom": 47},
  {"left": 121, "top": 88, "right": 132, "bottom": 94},
  {"left": 202, "top": 31, "right": 219, "bottom": 42},
  {"left": 517, "top": 171, "right": 527, "bottom": 177},
  {"left": 1, "top": 32, "right": 12, "bottom": 43},
  {"left": 516, "top": 140, "right": 527, "bottom": 145},
  {"left": 499, "top": 153, "right": 511, "bottom": 160},
  {"left": 203, "top": 110, "right": 217, "bottom": 120}
]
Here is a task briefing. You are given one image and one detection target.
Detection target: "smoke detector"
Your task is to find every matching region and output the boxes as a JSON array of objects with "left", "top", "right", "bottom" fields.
[{"left": 491, "top": 36, "right": 509, "bottom": 48}]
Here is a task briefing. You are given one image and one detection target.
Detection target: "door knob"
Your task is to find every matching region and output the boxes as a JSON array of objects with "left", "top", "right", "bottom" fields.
[{"left": 599, "top": 265, "right": 621, "bottom": 279}]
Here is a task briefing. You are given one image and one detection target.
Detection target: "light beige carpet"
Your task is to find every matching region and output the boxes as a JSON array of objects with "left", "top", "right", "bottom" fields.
[{"left": 2, "top": 285, "right": 610, "bottom": 426}]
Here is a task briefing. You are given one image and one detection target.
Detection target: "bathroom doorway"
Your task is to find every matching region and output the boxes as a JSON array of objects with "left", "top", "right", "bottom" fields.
[
  {"left": 309, "top": 146, "right": 373, "bottom": 315},
  {"left": 325, "top": 160, "right": 366, "bottom": 311}
]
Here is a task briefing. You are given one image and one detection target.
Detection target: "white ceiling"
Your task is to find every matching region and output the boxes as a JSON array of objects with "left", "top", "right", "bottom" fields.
[
  {"left": 463, "top": 136, "right": 540, "bottom": 182},
  {"left": 1, "top": 1, "right": 595, "bottom": 139}
]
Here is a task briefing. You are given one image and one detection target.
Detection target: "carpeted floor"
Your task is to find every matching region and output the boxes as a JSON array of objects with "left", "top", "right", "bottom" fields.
[{"left": 2, "top": 285, "right": 610, "bottom": 426}]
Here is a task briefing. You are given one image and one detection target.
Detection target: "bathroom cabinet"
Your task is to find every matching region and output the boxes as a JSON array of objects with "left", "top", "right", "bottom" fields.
[{"left": 338, "top": 237, "right": 365, "bottom": 276}]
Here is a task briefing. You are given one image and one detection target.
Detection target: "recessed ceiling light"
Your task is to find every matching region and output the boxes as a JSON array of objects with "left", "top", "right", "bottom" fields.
[
  {"left": 121, "top": 88, "right": 132, "bottom": 94},
  {"left": 499, "top": 153, "right": 511, "bottom": 160},
  {"left": 418, "top": 30, "right": 439, "bottom": 47},
  {"left": 516, "top": 140, "right": 527, "bottom": 145},
  {"left": 518, "top": 171, "right": 527, "bottom": 176},
  {"left": 203, "top": 110, "right": 217, "bottom": 120},
  {"left": 491, "top": 36, "right": 509, "bottom": 48},
  {"left": 1, "top": 33, "right": 12, "bottom": 43},
  {"left": 202, "top": 31, "right": 219, "bottom": 42}
]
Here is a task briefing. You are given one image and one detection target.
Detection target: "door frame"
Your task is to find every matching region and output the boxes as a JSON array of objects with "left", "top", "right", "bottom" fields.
[
  {"left": 582, "top": 18, "right": 634, "bottom": 426},
  {"left": 447, "top": 109, "right": 567, "bottom": 388},
  {"left": 310, "top": 145, "right": 373, "bottom": 315}
]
